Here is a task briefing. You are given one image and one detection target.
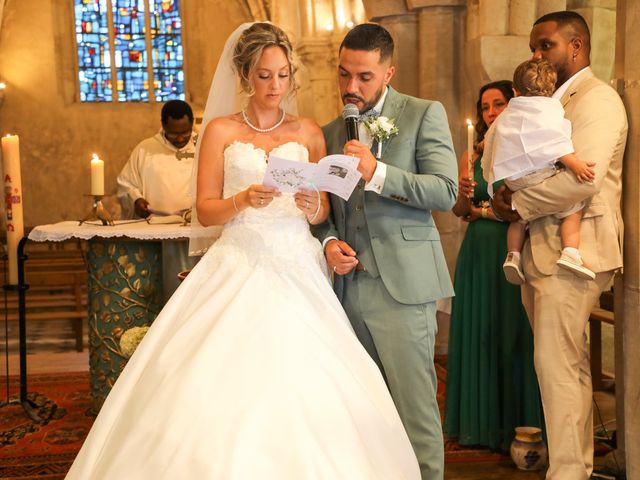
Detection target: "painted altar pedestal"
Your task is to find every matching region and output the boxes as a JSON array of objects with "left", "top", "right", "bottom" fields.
[{"left": 29, "top": 220, "right": 189, "bottom": 412}]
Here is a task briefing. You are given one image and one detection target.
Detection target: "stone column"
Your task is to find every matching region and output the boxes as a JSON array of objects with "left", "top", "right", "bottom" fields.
[
  {"left": 569, "top": 0, "right": 617, "bottom": 82},
  {"left": 509, "top": 0, "right": 536, "bottom": 34},
  {"left": 478, "top": 0, "right": 509, "bottom": 35},
  {"left": 376, "top": 14, "right": 420, "bottom": 97},
  {"left": 414, "top": 1, "right": 466, "bottom": 352},
  {"left": 537, "top": 0, "right": 567, "bottom": 17},
  {"left": 296, "top": 37, "right": 340, "bottom": 125},
  {"left": 615, "top": 1, "right": 640, "bottom": 476}
]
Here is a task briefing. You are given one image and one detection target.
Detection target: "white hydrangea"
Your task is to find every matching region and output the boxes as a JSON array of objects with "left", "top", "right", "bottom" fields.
[{"left": 120, "top": 326, "right": 150, "bottom": 358}]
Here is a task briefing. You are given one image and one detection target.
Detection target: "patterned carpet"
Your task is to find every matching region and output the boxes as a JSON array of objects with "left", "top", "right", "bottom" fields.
[{"left": 0, "top": 372, "right": 92, "bottom": 480}]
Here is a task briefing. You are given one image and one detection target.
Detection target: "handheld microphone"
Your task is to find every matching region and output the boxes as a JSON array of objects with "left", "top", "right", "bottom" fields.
[{"left": 341, "top": 103, "right": 360, "bottom": 142}]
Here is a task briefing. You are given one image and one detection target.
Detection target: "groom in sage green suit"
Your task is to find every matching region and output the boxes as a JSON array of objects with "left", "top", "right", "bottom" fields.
[{"left": 313, "top": 24, "right": 457, "bottom": 479}]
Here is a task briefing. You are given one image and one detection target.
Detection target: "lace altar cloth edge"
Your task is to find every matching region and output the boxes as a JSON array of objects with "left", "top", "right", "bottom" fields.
[{"left": 28, "top": 221, "right": 190, "bottom": 242}]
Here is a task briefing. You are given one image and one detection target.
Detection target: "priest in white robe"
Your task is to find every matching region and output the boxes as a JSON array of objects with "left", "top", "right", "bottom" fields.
[{"left": 117, "top": 100, "right": 199, "bottom": 302}]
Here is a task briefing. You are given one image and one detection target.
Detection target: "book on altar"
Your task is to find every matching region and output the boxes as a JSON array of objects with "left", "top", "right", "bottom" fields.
[
  {"left": 263, "top": 154, "right": 362, "bottom": 200},
  {"left": 147, "top": 208, "right": 190, "bottom": 224}
]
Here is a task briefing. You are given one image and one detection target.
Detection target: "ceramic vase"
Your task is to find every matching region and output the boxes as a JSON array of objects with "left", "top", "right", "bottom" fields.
[{"left": 510, "top": 426, "right": 548, "bottom": 471}]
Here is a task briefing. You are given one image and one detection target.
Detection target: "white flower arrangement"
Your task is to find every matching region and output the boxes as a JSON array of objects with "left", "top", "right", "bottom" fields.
[
  {"left": 364, "top": 116, "right": 399, "bottom": 158},
  {"left": 120, "top": 325, "right": 150, "bottom": 358}
]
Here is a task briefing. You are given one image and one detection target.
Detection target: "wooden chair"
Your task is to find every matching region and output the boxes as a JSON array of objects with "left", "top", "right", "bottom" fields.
[
  {"left": 2, "top": 239, "right": 88, "bottom": 352},
  {"left": 589, "top": 291, "right": 615, "bottom": 391}
]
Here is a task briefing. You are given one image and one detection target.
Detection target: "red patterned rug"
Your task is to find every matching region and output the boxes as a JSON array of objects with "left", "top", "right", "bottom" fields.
[
  {"left": 0, "top": 364, "right": 504, "bottom": 478},
  {"left": 0, "top": 372, "right": 92, "bottom": 480}
]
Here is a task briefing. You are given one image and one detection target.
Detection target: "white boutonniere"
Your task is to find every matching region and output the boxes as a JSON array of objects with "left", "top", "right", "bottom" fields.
[{"left": 363, "top": 116, "right": 399, "bottom": 159}]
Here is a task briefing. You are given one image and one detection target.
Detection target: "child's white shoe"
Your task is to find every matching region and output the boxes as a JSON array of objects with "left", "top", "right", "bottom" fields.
[
  {"left": 556, "top": 250, "right": 596, "bottom": 280},
  {"left": 503, "top": 252, "right": 525, "bottom": 285}
]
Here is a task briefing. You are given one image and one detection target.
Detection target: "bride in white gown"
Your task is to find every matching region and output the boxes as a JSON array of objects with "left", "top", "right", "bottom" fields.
[{"left": 66, "top": 22, "right": 420, "bottom": 480}]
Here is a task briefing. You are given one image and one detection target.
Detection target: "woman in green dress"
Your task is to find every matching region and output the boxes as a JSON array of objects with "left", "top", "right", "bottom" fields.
[{"left": 444, "top": 80, "right": 543, "bottom": 451}]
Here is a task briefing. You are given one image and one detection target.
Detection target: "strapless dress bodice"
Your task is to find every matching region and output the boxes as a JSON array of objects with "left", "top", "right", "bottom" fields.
[{"left": 215, "top": 141, "right": 321, "bottom": 273}]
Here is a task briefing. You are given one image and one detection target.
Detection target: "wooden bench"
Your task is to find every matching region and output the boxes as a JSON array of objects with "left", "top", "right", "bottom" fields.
[
  {"left": 1, "top": 240, "right": 88, "bottom": 352},
  {"left": 589, "top": 303, "right": 615, "bottom": 391}
]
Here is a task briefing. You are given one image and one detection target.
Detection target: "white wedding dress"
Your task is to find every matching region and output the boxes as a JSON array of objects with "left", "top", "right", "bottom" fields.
[{"left": 66, "top": 141, "right": 420, "bottom": 480}]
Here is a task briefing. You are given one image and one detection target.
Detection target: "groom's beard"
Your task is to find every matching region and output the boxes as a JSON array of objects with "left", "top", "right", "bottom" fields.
[{"left": 342, "top": 85, "right": 385, "bottom": 114}]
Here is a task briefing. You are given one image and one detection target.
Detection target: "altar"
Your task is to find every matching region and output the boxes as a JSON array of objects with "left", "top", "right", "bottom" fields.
[{"left": 29, "top": 220, "right": 191, "bottom": 412}]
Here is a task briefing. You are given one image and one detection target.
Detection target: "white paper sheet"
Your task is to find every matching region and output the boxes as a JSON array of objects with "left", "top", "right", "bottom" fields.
[{"left": 263, "top": 154, "right": 362, "bottom": 201}]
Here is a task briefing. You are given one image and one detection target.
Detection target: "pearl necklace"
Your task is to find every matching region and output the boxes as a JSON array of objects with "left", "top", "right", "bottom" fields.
[{"left": 241, "top": 109, "right": 286, "bottom": 133}]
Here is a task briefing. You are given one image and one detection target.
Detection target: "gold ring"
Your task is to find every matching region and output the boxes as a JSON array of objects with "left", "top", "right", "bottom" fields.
[
  {"left": 333, "top": 265, "right": 337, "bottom": 273},
  {"left": 259, "top": 198, "right": 264, "bottom": 205}
]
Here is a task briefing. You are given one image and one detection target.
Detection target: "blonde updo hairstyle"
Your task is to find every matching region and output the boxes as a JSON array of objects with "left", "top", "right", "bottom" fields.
[
  {"left": 232, "top": 22, "right": 299, "bottom": 98},
  {"left": 513, "top": 58, "right": 557, "bottom": 97}
]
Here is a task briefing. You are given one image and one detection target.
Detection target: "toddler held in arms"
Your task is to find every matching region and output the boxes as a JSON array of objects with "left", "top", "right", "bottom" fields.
[{"left": 482, "top": 58, "right": 596, "bottom": 285}]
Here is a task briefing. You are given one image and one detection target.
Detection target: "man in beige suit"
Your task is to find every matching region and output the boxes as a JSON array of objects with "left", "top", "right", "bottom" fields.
[{"left": 493, "top": 11, "right": 627, "bottom": 480}]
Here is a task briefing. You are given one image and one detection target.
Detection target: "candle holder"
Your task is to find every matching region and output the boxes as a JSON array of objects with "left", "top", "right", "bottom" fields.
[
  {"left": 1, "top": 238, "right": 59, "bottom": 423},
  {"left": 79, "top": 195, "right": 114, "bottom": 226}
]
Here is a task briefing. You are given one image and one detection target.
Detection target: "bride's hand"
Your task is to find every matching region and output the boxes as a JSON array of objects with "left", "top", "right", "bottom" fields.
[
  {"left": 294, "top": 189, "right": 319, "bottom": 217},
  {"left": 243, "top": 184, "right": 280, "bottom": 209}
]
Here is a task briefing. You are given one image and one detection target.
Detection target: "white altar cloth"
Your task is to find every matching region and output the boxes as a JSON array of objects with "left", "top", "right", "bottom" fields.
[{"left": 28, "top": 220, "right": 190, "bottom": 243}]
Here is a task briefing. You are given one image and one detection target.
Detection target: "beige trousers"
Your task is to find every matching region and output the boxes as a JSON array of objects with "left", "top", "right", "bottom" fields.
[{"left": 521, "top": 240, "right": 613, "bottom": 480}]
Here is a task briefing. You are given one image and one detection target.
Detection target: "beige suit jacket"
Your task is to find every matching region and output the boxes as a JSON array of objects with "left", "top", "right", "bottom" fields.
[{"left": 513, "top": 68, "right": 628, "bottom": 275}]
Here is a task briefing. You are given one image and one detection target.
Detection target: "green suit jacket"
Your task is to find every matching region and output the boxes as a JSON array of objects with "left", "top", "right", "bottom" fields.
[{"left": 314, "top": 87, "right": 458, "bottom": 305}]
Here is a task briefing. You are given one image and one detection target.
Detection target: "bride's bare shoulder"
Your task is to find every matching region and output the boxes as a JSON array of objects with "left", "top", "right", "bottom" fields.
[
  {"left": 201, "top": 114, "right": 244, "bottom": 140},
  {"left": 204, "top": 113, "right": 243, "bottom": 129},
  {"left": 287, "top": 115, "right": 322, "bottom": 136}
]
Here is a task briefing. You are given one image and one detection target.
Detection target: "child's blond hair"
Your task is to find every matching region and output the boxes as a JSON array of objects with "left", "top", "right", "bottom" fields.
[{"left": 513, "top": 59, "right": 557, "bottom": 97}]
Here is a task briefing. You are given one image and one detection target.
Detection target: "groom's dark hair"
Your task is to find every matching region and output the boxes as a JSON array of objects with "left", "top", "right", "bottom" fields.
[{"left": 340, "top": 23, "right": 394, "bottom": 63}]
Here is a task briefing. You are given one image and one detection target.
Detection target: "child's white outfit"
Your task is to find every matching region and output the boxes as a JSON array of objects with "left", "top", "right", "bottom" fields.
[{"left": 480, "top": 96, "right": 594, "bottom": 282}]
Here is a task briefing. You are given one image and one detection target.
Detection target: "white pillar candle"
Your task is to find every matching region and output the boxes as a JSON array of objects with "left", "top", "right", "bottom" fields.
[
  {"left": 90, "top": 153, "right": 104, "bottom": 196},
  {"left": 2, "top": 134, "right": 25, "bottom": 285},
  {"left": 466, "top": 119, "right": 474, "bottom": 181}
]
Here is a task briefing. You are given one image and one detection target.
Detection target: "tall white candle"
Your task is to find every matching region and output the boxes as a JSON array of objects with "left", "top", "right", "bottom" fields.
[
  {"left": 90, "top": 153, "right": 104, "bottom": 196},
  {"left": 2, "top": 134, "right": 25, "bottom": 285},
  {"left": 466, "top": 119, "right": 474, "bottom": 181}
]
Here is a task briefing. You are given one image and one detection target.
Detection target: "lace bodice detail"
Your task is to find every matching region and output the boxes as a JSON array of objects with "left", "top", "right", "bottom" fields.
[{"left": 208, "top": 141, "right": 326, "bottom": 275}]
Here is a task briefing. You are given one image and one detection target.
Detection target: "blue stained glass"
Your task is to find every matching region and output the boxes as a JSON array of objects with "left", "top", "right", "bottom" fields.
[
  {"left": 112, "top": 0, "right": 149, "bottom": 102},
  {"left": 74, "top": 0, "right": 184, "bottom": 102},
  {"left": 116, "top": 69, "right": 149, "bottom": 102},
  {"left": 149, "top": 0, "right": 185, "bottom": 101},
  {"left": 74, "top": 0, "right": 112, "bottom": 101}
]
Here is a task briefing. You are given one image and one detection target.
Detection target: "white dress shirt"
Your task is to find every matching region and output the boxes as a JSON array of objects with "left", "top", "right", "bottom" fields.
[{"left": 360, "top": 87, "right": 389, "bottom": 195}]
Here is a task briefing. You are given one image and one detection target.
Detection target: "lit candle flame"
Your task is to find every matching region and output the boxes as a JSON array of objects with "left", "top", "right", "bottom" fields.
[
  {"left": 92, "top": 153, "right": 100, "bottom": 160},
  {"left": 466, "top": 118, "right": 473, "bottom": 127},
  {"left": 0, "top": 82, "right": 6, "bottom": 90}
]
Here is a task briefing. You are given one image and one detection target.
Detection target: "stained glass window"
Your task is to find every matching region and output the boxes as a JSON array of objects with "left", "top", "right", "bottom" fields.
[
  {"left": 149, "top": 0, "right": 185, "bottom": 101},
  {"left": 74, "top": 0, "right": 112, "bottom": 102},
  {"left": 73, "top": 0, "right": 185, "bottom": 102}
]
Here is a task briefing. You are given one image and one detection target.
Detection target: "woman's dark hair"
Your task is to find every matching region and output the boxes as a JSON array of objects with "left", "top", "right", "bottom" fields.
[{"left": 475, "top": 80, "right": 514, "bottom": 142}]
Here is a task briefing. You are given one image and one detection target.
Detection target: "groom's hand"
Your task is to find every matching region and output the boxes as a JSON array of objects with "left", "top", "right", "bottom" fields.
[
  {"left": 325, "top": 239, "right": 358, "bottom": 275},
  {"left": 344, "top": 140, "right": 377, "bottom": 182}
]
